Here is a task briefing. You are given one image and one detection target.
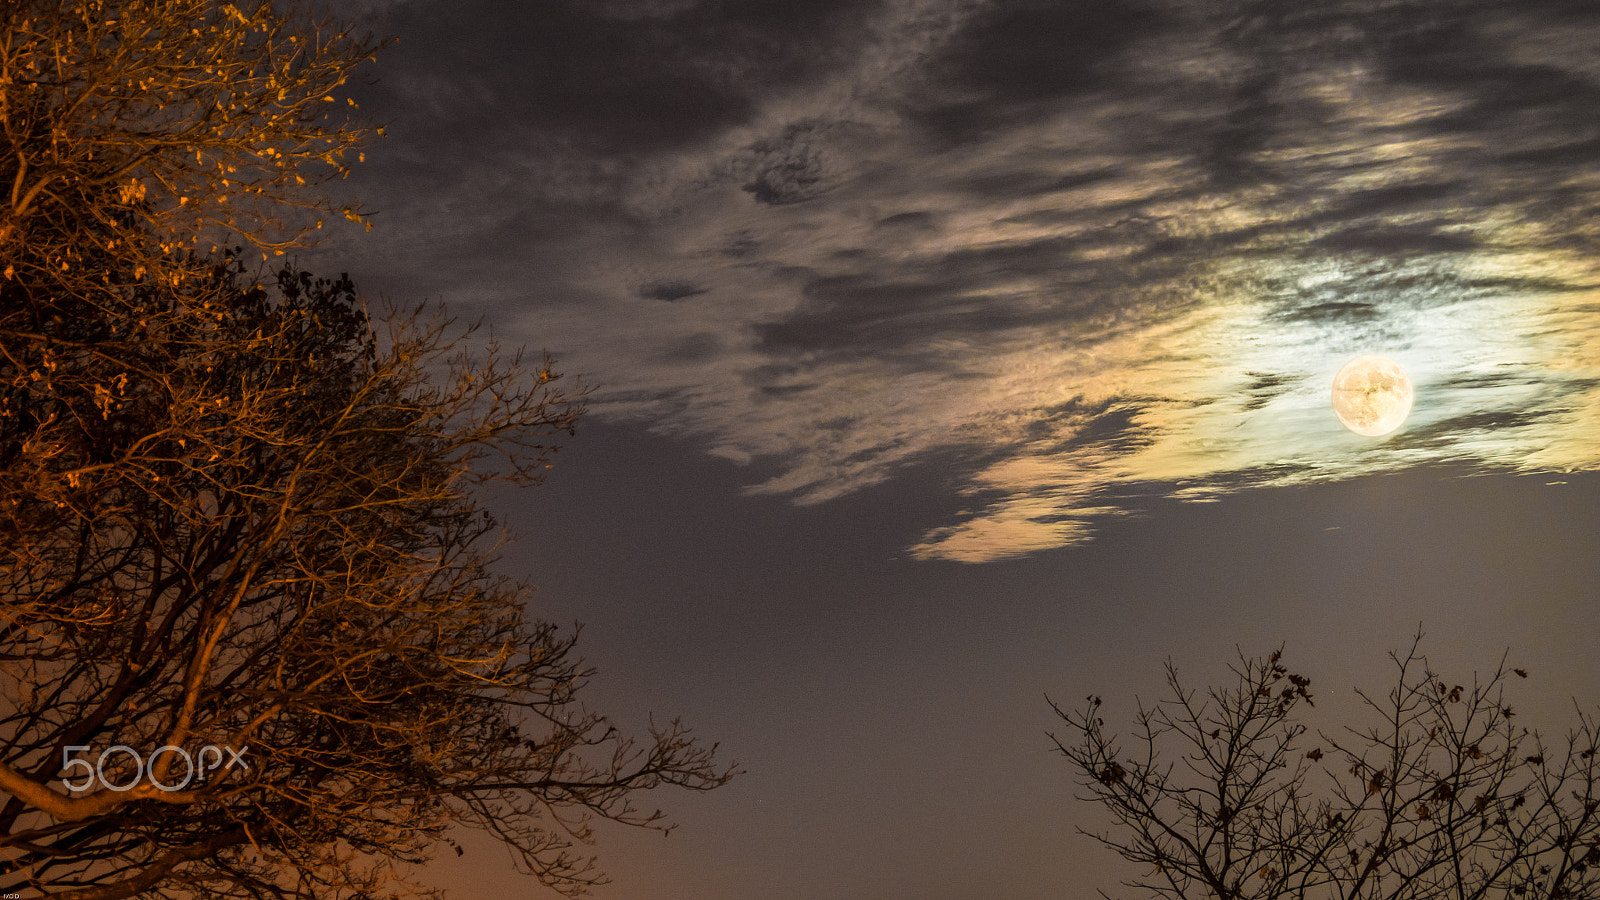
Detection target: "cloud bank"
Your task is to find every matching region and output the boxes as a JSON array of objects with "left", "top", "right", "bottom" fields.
[{"left": 318, "top": 0, "right": 1600, "bottom": 560}]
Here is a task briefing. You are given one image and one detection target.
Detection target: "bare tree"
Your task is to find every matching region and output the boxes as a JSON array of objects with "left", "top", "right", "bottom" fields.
[
  {"left": 0, "top": 4, "right": 733, "bottom": 895},
  {"left": 1053, "top": 636, "right": 1600, "bottom": 900},
  {"left": 0, "top": 256, "right": 735, "bottom": 898}
]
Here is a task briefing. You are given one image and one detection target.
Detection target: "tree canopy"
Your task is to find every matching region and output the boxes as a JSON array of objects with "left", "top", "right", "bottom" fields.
[
  {"left": 0, "top": 2, "right": 734, "bottom": 897},
  {"left": 2, "top": 0, "right": 377, "bottom": 302},
  {"left": 0, "top": 251, "right": 734, "bottom": 899}
]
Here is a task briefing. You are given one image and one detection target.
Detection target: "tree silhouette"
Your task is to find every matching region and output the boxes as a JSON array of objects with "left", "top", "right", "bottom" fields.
[
  {"left": 1053, "top": 636, "right": 1600, "bottom": 900},
  {"left": 0, "top": 257, "right": 735, "bottom": 899}
]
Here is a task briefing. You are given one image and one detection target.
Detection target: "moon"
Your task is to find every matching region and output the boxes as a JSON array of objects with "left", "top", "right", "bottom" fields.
[{"left": 1331, "top": 355, "right": 1413, "bottom": 437}]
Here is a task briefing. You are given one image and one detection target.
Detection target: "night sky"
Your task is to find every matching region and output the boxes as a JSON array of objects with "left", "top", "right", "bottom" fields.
[{"left": 306, "top": 1, "right": 1600, "bottom": 896}]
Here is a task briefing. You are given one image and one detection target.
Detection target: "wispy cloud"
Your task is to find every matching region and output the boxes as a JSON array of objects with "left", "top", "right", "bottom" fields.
[{"left": 321, "top": 0, "right": 1600, "bottom": 560}]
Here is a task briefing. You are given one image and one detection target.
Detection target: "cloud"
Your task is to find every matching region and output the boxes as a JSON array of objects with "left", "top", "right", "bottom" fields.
[
  {"left": 895, "top": 0, "right": 1164, "bottom": 145},
  {"left": 322, "top": 0, "right": 1600, "bottom": 561},
  {"left": 354, "top": 0, "right": 889, "bottom": 154},
  {"left": 639, "top": 280, "right": 711, "bottom": 302},
  {"left": 736, "top": 121, "right": 850, "bottom": 206},
  {"left": 875, "top": 211, "right": 938, "bottom": 230}
]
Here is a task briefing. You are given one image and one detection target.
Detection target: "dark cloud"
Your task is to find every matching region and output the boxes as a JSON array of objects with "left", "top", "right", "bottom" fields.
[
  {"left": 1498, "top": 135, "right": 1600, "bottom": 168},
  {"left": 1239, "top": 2, "right": 1600, "bottom": 191},
  {"left": 1281, "top": 302, "right": 1380, "bottom": 324},
  {"left": 1395, "top": 410, "right": 1556, "bottom": 451},
  {"left": 739, "top": 121, "right": 842, "bottom": 206},
  {"left": 945, "top": 0, "right": 1161, "bottom": 100},
  {"left": 1170, "top": 7, "right": 1379, "bottom": 186},
  {"left": 358, "top": 4, "right": 743, "bottom": 155},
  {"left": 755, "top": 276, "right": 981, "bottom": 358},
  {"left": 1311, "top": 182, "right": 1465, "bottom": 223},
  {"left": 1310, "top": 224, "right": 1479, "bottom": 256},
  {"left": 1442, "top": 372, "right": 1541, "bottom": 392},
  {"left": 751, "top": 250, "right": 1185, "bottom": 364},
  {"left": 753, "top": 202, "right": 1264, "bottom": 363},
  {"left": 720, "top": 231, "right": 763, "bottom": 259},
  {"left": 1121, "top": 1, "right": 1596, "bottom": 200},
  {"left": 1378, "top": 11, "right": 1600, "bottom": 116},
  {"left": 901, "top": 0, "right": 1164, "bottom": 144},
  {"left": 755, "top": 382, "right": 817, "bottom": 398},
  {"left": 1461, "top": 274, "right": 1594, "bottom": 296},
  {"left": 959, "top": 167, "right": 1124, "bottom": 203},
  {"left": 874, "top": 211, "right": 938, "bottom": 231},
  {"left": 994, "top": 199, "right": 1171, "bottom": 230},
  {"left": 1240, "top": 372, "right": 1295, "bottom": 412},
  {"left": 1412, "top": 65, "right": 1600, "bottom": 158},
  {"left": 1185, "top": 73, "right": 1287, "bottom": 189},
  {"left": 755, "top": 270, "right": 1046, "bottom": 360},
  {"left": 654, "top": 331, "right": 723, "bottom": 364},
  {"left": 1027, "top": 399, "right": 1154, "bottom": 458},
  {"left": 353, "top": 0, "right": 882, "bottom": 157},
  {"left": 639, "top": 280, "right": 710, "bottom": 301}
]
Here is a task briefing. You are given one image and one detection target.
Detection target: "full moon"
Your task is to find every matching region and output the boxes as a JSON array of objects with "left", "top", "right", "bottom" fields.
[{"left": 1331, "top": 355, "right": 1413, "bottom": 437}]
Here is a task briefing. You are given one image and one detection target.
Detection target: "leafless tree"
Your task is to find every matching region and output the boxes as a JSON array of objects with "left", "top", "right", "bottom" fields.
[
  {"left": 0, "top": 256, "right": 735, "bottom": 898},
  {"left": 1, "top": 4, "right": 733, "bottom": 895},
  {"left": 1053, "top": 635, "right": 1600, "bottom": 900}
]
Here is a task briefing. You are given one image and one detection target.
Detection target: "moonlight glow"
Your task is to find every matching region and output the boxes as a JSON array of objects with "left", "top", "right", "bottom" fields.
[{"left": 1332, "top": 355, "right": 1414, "bottom": 437}]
